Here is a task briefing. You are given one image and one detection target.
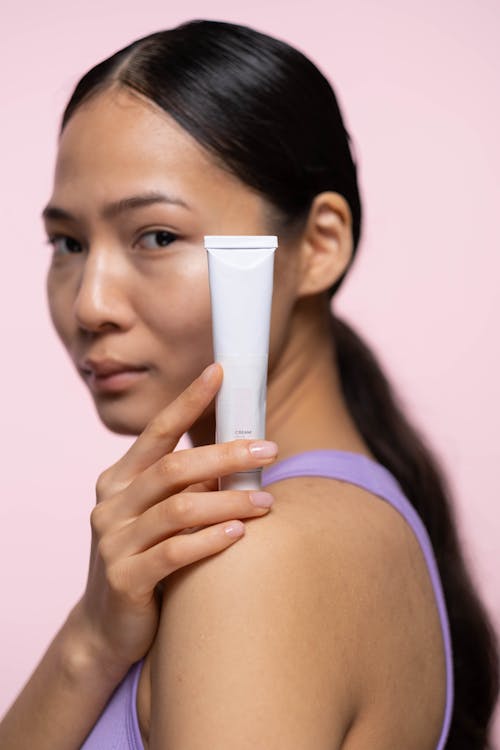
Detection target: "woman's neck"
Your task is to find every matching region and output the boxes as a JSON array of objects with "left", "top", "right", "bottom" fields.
[
  {"left": 264, "top": 297, "right": 373, "bottom": 462},
  {"left": 188, "top": 297, "right": 374, "bottom": 462}
]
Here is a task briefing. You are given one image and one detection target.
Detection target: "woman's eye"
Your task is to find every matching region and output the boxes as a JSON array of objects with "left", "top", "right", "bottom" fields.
[
  {"left": 44, "top": 230, "right": 178, "bottom": 256},
  {"left": 137, "top": 230, "right": 177, "bottom": 250},
  {"left": 45, "top": 235, "right": 82, "bottom": 254}
]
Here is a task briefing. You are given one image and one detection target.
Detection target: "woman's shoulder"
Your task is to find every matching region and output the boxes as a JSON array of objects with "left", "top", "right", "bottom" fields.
[
  {"left": 146, "top": 475, "right": 369, "bottom": 745},
  {"left": 263, "top": 471, "right": 430, "bottom": 596},
  {"left": 146, "top": 473, "right": 446, "bottom": 747},
  {"left": 264, "top": 473, "right": 447, "bottom": 747}
]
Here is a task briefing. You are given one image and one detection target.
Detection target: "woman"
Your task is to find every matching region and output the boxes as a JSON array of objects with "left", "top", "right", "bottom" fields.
[{"left": 1, "top": 18, "right": 498, "bottom": 750}]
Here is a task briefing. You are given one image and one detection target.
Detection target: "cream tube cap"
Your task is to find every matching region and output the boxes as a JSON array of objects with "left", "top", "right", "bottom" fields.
[{"left": 204, "top": 235, "right": 278, "bottom": 249}]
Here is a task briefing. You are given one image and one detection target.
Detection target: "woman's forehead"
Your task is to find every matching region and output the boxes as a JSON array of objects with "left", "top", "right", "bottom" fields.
[
  {"left": 48, "top": 88, "right": 268, "bottom": 226},
  {"left": 56, "top": 88, "right": 212, "bottom": 176}
]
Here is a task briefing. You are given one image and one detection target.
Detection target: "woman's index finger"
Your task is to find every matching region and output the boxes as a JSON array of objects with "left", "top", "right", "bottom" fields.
[{"left": 110, "top": 363, "right": 223, "bottom": 485}]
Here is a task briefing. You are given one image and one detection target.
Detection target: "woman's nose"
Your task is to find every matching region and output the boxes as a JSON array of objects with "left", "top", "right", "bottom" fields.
[{"left": 73, "top": 250, "right": 134, "bottom": 333}]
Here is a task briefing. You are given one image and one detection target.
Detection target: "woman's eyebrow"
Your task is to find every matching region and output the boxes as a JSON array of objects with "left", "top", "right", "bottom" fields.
[{"left": 41, "top": 190, "right": 191, "bottom": 222}]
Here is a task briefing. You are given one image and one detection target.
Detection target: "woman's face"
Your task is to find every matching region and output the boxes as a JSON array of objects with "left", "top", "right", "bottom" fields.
[{"left": 43, "top": 86, "right": 298, "bottom": 436}]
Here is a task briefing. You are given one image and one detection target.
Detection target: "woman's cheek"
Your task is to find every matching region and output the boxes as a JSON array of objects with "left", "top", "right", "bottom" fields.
[
  {"left": 153, "top": 299, "right": 213, "bottom": 351},
  {"left": 140, "top": 267, "right": 212, "bottom": 365},
  {"left": 150, "top": 255, "right": 212, "bottom": 340}
]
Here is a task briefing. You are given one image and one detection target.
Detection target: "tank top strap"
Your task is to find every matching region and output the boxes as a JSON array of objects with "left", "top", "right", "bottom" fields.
[
  {"left": 261, "top": 448, "right": 402, "bottom": 501},
  {"left": 262, "top": 449, "right": 432, "bottom": 538},
  {"left": 261, "top": 449, "right": 454, "bottom": 750}
]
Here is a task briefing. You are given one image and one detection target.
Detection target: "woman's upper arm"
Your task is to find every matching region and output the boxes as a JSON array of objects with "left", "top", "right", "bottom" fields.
[{"left": 148, "top": 505, "right": 358, "bottom": 750}]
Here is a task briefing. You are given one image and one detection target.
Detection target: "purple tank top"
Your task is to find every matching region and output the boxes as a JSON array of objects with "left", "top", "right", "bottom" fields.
[{"left": 80, "top": 449, "right": 454, "bottom": 749}]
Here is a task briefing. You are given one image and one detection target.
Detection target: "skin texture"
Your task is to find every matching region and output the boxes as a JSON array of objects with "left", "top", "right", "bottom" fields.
[{"left": 43, "top": 83, "right": 371, "bottom": 459}]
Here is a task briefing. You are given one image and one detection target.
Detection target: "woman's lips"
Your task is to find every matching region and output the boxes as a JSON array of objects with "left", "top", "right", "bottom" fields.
[{"left": 84, "top": 367, "right": 149, "bottom": 393}]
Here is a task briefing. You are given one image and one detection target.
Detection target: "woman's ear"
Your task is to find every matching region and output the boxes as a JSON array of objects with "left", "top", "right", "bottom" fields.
[{"left": 295, "top": 191, "right": 354, "bottom": 297}]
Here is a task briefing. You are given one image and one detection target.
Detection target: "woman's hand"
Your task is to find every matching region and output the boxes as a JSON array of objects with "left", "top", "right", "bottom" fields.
[{"left": 71, "top": 363, "right": 278, "bottom": 678}]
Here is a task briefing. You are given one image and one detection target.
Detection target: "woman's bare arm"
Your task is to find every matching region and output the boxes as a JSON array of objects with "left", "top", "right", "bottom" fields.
[
  {"left": 0, "top": 365, "right": 277, "bottom": 749},
  {"left": 0, "top": 599, "right": 130, "bottom": 750},
  {"left": 148, "top": 489, "right": 362, "bottom": 750}
]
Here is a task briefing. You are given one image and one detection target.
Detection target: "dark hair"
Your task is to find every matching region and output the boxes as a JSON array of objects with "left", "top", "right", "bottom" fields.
[{"left": 59, "top": 19, "right": 499, "bottom": 747}]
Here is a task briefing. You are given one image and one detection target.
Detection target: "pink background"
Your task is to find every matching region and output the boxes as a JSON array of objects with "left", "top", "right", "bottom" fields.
[{"left": 1, "top": 0, "right": 499, "bottom": 739}]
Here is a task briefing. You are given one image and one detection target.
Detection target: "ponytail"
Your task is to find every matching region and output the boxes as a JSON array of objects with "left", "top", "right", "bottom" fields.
[{"left": 331, "top": 311, "right": 500, "bottom": 748}]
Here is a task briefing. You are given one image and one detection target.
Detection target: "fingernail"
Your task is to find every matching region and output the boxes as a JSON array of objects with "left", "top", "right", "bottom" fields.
[
  {"left": 224, "top": 520, "right": 245, "bottom": 538},
  {"left": 249, "top": 491, "right": 274, "bottom": 508},
  {"left": 248, "top": 440, "right": 278, "bottom": 458}
]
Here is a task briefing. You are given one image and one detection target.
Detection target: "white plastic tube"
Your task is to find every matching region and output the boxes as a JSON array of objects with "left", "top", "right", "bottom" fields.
[{"left": 204, "top": 235, "right": 278, "bottom": 491}]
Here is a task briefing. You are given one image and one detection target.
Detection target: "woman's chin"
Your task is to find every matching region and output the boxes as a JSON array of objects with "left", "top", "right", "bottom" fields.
[
  {"left": 91, "top": 399, "right": 154, "bottom": 437},
  {"left": 86, "top": 372, "right": 216, "bottom": 439}
]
